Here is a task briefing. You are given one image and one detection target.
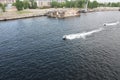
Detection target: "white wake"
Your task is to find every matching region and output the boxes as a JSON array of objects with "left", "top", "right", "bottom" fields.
[
  {"left": 103, "top": 21, "right": 119, "bottom": 26},
  {"left": 63, "top": 28, "right": 104, "bottom": 40}
]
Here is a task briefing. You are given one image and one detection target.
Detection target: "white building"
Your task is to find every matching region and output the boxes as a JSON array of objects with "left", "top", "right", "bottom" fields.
[
  {"left": 36, "top": 0, "right": 65, "bottom": 8},
  {"left": 36, "top": 0, "right": 51, "bottom": 7},
  {"left": 0, "top": 0, "right": 15, "bottom": 4}
]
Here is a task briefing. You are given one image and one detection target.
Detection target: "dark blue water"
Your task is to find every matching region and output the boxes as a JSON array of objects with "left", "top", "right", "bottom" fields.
[{"left": 0, "top": 11, "right": 120, "bottom": 80}]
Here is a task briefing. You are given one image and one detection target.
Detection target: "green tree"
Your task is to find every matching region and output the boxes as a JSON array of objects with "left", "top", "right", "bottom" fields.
[
  {"left": 23, "top": 0, "right": 29, "bottom": 9},
  {"left": 51, "top": 1, "right": 59, "bottom": 8},
  {"left": 51, "top": 0, "right": 119, "bottom": 8},
  {"left": 111, "top": 2, "right": 120, "bottom": 7},
  {"left": 64, "top": 0, "right": 85, "bottom": 8},
  {"left": 107, "top": 2, "right": 111, "bottom": 7},
  {"left": 29, "top": 0, "right": 37, "bottom": 9},
  {"left": 65, "top": 0, "right": 71, "bottom": 8},
  {"left": 88, "top": 1, "right": 93, "bottom": 8},
  {"left": 88, "top": 0, "right": 98, "bottom": 9},
  {"left": 15, "top": 0, "right": 23, "bottom": 11},
  {"left": 77, "top": 0, "right": 85, "bottom": 8},
  {"left": 60, "top": 2, "right": 66, "bottom": 8},
  {"left": 12, "top": 3, "right": 16, "bottom": 6},
  {"left": 33, "top": 2, "right": 37, "bottom": 9},
  {"left": 91, "top": 1, "right": 98, "bottom": 8},
  {"left": 0, "top": 3, "right": 6, "bottom": 12}
]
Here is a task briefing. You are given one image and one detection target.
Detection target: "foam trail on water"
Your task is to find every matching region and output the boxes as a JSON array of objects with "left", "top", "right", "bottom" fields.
[
  {"left": 103, "top": 21, "right": 119, "bottom": 26},
  {"left": 63, "top": 28, "right": 104, "bottom": 40}
]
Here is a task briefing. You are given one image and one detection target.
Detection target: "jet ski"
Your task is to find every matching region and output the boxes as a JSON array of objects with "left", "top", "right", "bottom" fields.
[
  {"left": 63, "top": 35, "right": 67, "bottom": 40},
  {"left": 103, "top": 23, "right": 106, "bottom": 26}
]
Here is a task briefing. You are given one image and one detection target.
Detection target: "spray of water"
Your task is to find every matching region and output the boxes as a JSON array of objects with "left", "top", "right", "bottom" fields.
[{"left": 63, "top": 28, "right": 104, "bottom": 40}]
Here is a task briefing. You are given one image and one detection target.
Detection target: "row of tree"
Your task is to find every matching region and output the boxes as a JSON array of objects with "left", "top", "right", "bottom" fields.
[
  {"left": 102, "top": 2, "right": 120, "bottom": 7},
  {"left": 1, "top": 0, "right": 120, "bottom": 12},
  {"left": 51, "top": 0, "right": 85, "bottom": 8},
  {"left": 13, "top": 0, "right": 37, "bottom": 11},
  {"left": 51, "top": 0, "right": 100, "bottom": 8},
  {"left": 51, "top": 0, "right": 120, "bottom": 8}
]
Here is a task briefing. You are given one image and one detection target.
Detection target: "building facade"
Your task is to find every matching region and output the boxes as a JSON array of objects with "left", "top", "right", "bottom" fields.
[
  {"left": 0, "top": 0, "right": 15, "bottom": 4},
  {"left": 36, "top": 0, "right": 51, "bottom": 7},
  {"left": 36, "top": 0, "right": 65, "bottom": 7}
]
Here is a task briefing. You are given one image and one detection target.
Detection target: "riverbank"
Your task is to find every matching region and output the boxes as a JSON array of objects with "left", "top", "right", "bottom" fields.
[
  {"left": 0, "top": 9, "right": 49, "bottom": 21},
  {"left": 0, "top": 7, "right": 119, "bottom": 21}
]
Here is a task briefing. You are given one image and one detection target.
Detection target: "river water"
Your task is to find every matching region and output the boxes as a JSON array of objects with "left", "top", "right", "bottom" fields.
[{"left": 0, "top": 11, "right": 120, "bottom": 80}]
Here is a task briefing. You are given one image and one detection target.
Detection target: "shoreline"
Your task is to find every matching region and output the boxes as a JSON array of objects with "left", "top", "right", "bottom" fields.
[
  {"left": 0, "top": 9, "right": 48, "bottom": 21},
  {"left": 0, "top": 7, "right": 119, "bottom": 21},
  {"left": 0, "top": 14, "right": 45, "bottom": 21}
]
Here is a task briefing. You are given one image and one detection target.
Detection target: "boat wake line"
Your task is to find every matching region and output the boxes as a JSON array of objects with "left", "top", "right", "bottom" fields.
[
  {"left": 103, "top": 21, "right": 119, "bottom": 26},
  {"left": 63, "top": 21, "right": 120, "bottom": 40},
  {"left": 63, "top": 28, "right": 104, "bottom": 40}
]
